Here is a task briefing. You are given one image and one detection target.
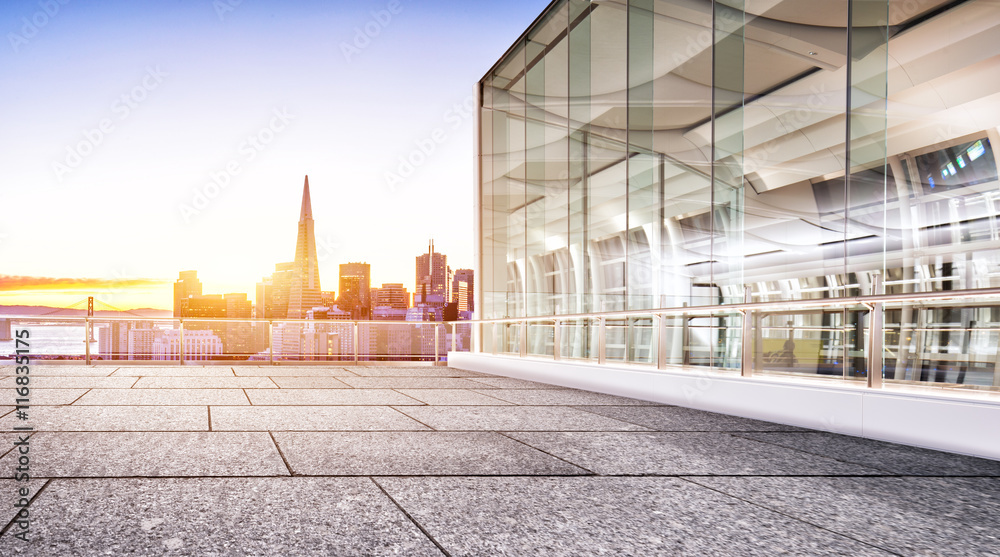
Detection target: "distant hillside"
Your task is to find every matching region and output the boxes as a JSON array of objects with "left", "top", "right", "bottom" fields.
[{"left": 0, "top": 305, "right": 172, "bottom": 318}]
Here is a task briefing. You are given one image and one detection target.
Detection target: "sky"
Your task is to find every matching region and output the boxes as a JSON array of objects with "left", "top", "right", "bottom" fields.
[{"left": 0, "top": 0, "right": 548, "bottom": 310}]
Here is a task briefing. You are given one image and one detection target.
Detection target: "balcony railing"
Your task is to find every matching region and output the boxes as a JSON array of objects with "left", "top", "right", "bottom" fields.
[
  {"left": 0, "top": 317, "right": 473, "bottom": 365},
  {"left": 470, "top": 285, "right": 1000, "bottom": 392}
]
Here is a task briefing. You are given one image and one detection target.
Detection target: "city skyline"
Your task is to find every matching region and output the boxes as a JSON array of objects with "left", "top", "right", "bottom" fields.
[{"left": 0, "top": 0, "right": 549, "bottom": 310}]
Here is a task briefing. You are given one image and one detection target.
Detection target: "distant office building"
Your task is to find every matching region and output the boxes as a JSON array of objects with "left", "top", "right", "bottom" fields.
[
  {"left": 127, "top": 328, "right": 156, "bottom": 361},
  {"left": 338, "top": 262, "right": 371, "bottom": 319},
  {"left": 321, "top": 291, "right": 337, "bottom": 307},
  {"left": 415, "top": 240, "right": 451, "bottom": 307},
  {"left": 225, "top": 293, "right": 252, "bottom": 357},
  {"left": 100, "top": 320, "right": 153, "bottom": 360},
  {"left": 152, "top": 329, "right": 223, "bottom": 361},
  {"left": 452, "top": 269, "right": 474, "bottom": 313},
  {"left": 173, "top": 270, "right": 202, "bottom": 317},
  {"left": 372, "top": 283, "right": 409, "bottom": 310},
  {"left": 0, "top": 319, "right": 11, "bottom": 341},
  {"left": 286, "top": 176, "right": 323, "bottom": 319},
  {"left": 257, "top": 261, "right": 295, "bottom": 320}
]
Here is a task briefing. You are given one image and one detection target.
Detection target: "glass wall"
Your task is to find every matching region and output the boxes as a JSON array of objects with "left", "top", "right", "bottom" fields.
[{"left": 478, "top": 0, "right": 1000, "bottom": 383}]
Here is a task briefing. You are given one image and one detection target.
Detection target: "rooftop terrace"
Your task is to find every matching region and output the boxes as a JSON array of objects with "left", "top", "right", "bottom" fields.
[{"left": 2, "top": 364, "right": 999, "bottom": 555}]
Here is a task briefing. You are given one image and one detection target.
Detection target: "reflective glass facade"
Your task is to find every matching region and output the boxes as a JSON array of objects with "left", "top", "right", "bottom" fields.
[{"left": 477, "top": 0, "right": 1000, "bottom": 385}]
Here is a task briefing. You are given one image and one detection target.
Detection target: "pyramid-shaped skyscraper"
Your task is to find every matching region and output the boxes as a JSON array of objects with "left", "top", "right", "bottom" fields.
[{"left": 286, "top": 175, "right": 323, "bottom": 319}]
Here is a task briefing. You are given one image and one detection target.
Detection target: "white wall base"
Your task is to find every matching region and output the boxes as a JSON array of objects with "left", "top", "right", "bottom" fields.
[{"left": 449, "top": 352, "right": 1000, "bottom": 461}]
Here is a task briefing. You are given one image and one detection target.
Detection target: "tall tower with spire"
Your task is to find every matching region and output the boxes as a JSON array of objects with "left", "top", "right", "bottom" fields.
[{"left": 286, "top": 175, "right": 323, "bottom": 319}]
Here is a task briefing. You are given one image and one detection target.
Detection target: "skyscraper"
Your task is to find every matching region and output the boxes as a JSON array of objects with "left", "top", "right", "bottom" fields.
[
  {"left": 452, "top": 269, "right": 474, "bottom": 312},
  {"left": 173, "top": 270, "right": 202, "bottom": 317},
  {"left": 338, "top": 262, "right": 371, "bottom": 320},
  {"left": 415, "top": 239, "right": 451, "bottom": 307},
  {"left": 286, "top": 175, "right": 323, "bottom": 319}
]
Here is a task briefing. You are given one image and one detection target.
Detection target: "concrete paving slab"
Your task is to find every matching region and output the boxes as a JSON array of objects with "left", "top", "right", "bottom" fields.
[
  {"left": 0, "top": 479, "right": 45, "bottom": 532},
  {"left": 0, "top": 406, "right": 13, "bottom": 418},
  {"left": 0, "top": 432, "right": 287, "bottom": 478},
  {"left": 0, "top": 478, "right": 442, "bottom": 555},
  {"left": 394, "top": 406, "right": 650, "bottom": 431},
  {"left": 464, "top": 376, "right": 565, "bottom": 389},
  {"left": 74, "top": 389, "right": 250, "bottom": 406},
  {"left": 478, "top": 389, "right": 663, "bottom": 406},
  {"left": 691, "top": 477, "right": 1000, "bottom": 556},
  {"left": 270, "top": 376, "right": 351, "bottom": 388},
  {"left": 376, "top": 477, "right": 894, "bottom": 556},
  {"left": 13, "top": 366, "right": 115, "bottom": 376},
  {"left": 340, "top": 376, "right": 494, "bottom": 389},
  {"left": 576, "top": 405, "right": 807, "bottom": 432},
  {"left": 110, "top": 367, "right": 235, "bottom": 377},
  {"left": 274, "top": 432, "right": 589, "bottom": 475},
  {"left": 506, "top": 432, "right": 884, "bottom": 475},
  {"left": 233, "top": 366, "right": 357, "bottom": 377},
  {"left": 0, "top": 406, "right": 207, "bottom": 432},
  {"left": 1, "top": 389, "right": 88, "bottom": 406},
  {"left": 734, "top": 431, "right": 1000, "bottom": 475},
  {"left": 245, "top": 389, "right": 422, "bottom": 406},
  {"left": 0, "top": 432, "right": 31, "bottom": 460},
  {"left": 210, "top": 406, "right": 431, "bottom": 431},
  {"left": 0, "top": 376, "right": 137, "bottom": 389},
  {"left": 394, "top": 389, "right": 514, "bottom": 406},
  {"left": 347, "top": 367, "right": 486, "bottom": 377},
  {"left": 132, "top": 376, "right": 277, "bottom": 389}
]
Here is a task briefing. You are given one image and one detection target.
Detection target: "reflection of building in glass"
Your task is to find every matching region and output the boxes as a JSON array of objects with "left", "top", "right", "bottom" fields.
[
  {"left": 477, "top": 0, "right": 1000, "bottom": 377},
  {"left": 286, "top": 176, "right": 324, "bottom": 319}
]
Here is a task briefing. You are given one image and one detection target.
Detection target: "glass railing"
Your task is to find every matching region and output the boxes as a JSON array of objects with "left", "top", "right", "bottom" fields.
[
  {"left": 0, "top": 317, "right": 472, "bottom": 364},
  {"left": 472, "top": 287, "right": 1000, "bottom": 392}
]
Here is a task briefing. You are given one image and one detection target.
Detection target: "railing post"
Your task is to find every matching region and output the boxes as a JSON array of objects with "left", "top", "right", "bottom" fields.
[
  {"left": 741, "top": 286, "right": 753, "bottom": 377},
  {"left": 353, "top": 321, "right": 359, "bottom": 365},
  {"left": 451, "top": 322, "right": 457, "bottom": 353},
  {"left": 518, "top": 320, "right": 527, "bottom": 358},
  {"left": 657, "top": 314, "right": 667, "bottom": 370},
  {"left": 435, "top": 323, "right": 440, "bottom": 363},
  {"left": 492, "top": 323, "right": 498, "bottom": 355},
  {"left": 85, "top": 317, "right": 91, "bottom": 365},
  {"left": 268, "top": 321, "right": 274, "bottom": 366},
  {"left": 553, "top": 319, "right": 561, "bottom": 361},
  {"left": 598, "top": 316, "right": 607, "bottom": 365},
  {"left": 178, "top": 320, "right": 185, "bottom": 365},
  {"left": 867, "top": 275, "right": 884, "bottom": 389}
]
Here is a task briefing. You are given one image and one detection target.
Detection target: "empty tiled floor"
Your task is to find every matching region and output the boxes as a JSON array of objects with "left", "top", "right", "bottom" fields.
[{"left": 2, "top": 364, "right": 999, "bottom": 555}]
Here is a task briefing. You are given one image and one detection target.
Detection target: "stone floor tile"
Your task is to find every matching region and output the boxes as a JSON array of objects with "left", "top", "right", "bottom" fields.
[
  {"left": 210, "top": 406, "right": 431, "bottom": 431},
  {"left": 74, "top": 389, "right": 250, "bottom": 406},
  {"left": 15, "top": 366, "right": 115, "bottom": 376},
  {"left": 110, "top": 366, "right": 235, "bottom": 377},
  {"left": 0, "top": 406, "right": 207, "bottom": 432},
  {"left": 0, "top": 432, "right": 287, "bottom": 477},
  {"left": 270, "top": 376, "right": 351, "bottom": 388},
  {"left": 691, "top": 476, "right": 1000, "bottom": 556},
  {"left": 376, "top": 477, "right": 894, "bottom": 556},
  {"left": 0, "top": 376, "right": 138, "bottom": 389},
  {"left": 575, "top": 405, "right": 806, "bottom": 432},
  {"left": 464, "top": 376, "right": 565, "bottom": 389},
  {"left": 393, "top": 389, "right": 514, "bottom": 406},
  {"left": 347, "top": 367, "right": 486, "bottom": 377},
  {"left": 339, "top": 376, "right": 488, "bottom": 389},
  {"left": 274, "top": 432, "right": 588, "bottom": 475},
  {"left": 0, "top": 478, "right": 442, "bottom": 555},
  {"left": 0, "top": 479, "right": 45, "bottom": 533},
  {"left": 735, "top": 432, "right": 1000, "bottom": 475},
  {"left": 394, "top": 406, "right": 650, "bottom": 431},
  {"left": 478, "top": 389, "right": 662, "bottom": 406},
  {"left": 233, "top": 366, "right": 357, "bottom": 377},
  {"left": 1, "top": 389, "right": 88, "bottom": 406},
  {"left": 506, "top": 432, "right": 884, "bottom": 475},
  {"left": 132, "top": 376, "right": 277, "bottom": 389},
  {"left": 245, "top": 389, "right": 422, "bottom": 406}
]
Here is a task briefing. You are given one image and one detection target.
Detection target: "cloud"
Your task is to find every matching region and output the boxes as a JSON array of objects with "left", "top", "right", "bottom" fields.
[{"left": 0, "top": 275, "right": 170, "bottom": 292}]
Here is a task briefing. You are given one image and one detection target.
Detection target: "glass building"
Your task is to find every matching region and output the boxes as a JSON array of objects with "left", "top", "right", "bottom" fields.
[{"left": 474, "top": 0, "right": 1000, "bottom": 388}]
